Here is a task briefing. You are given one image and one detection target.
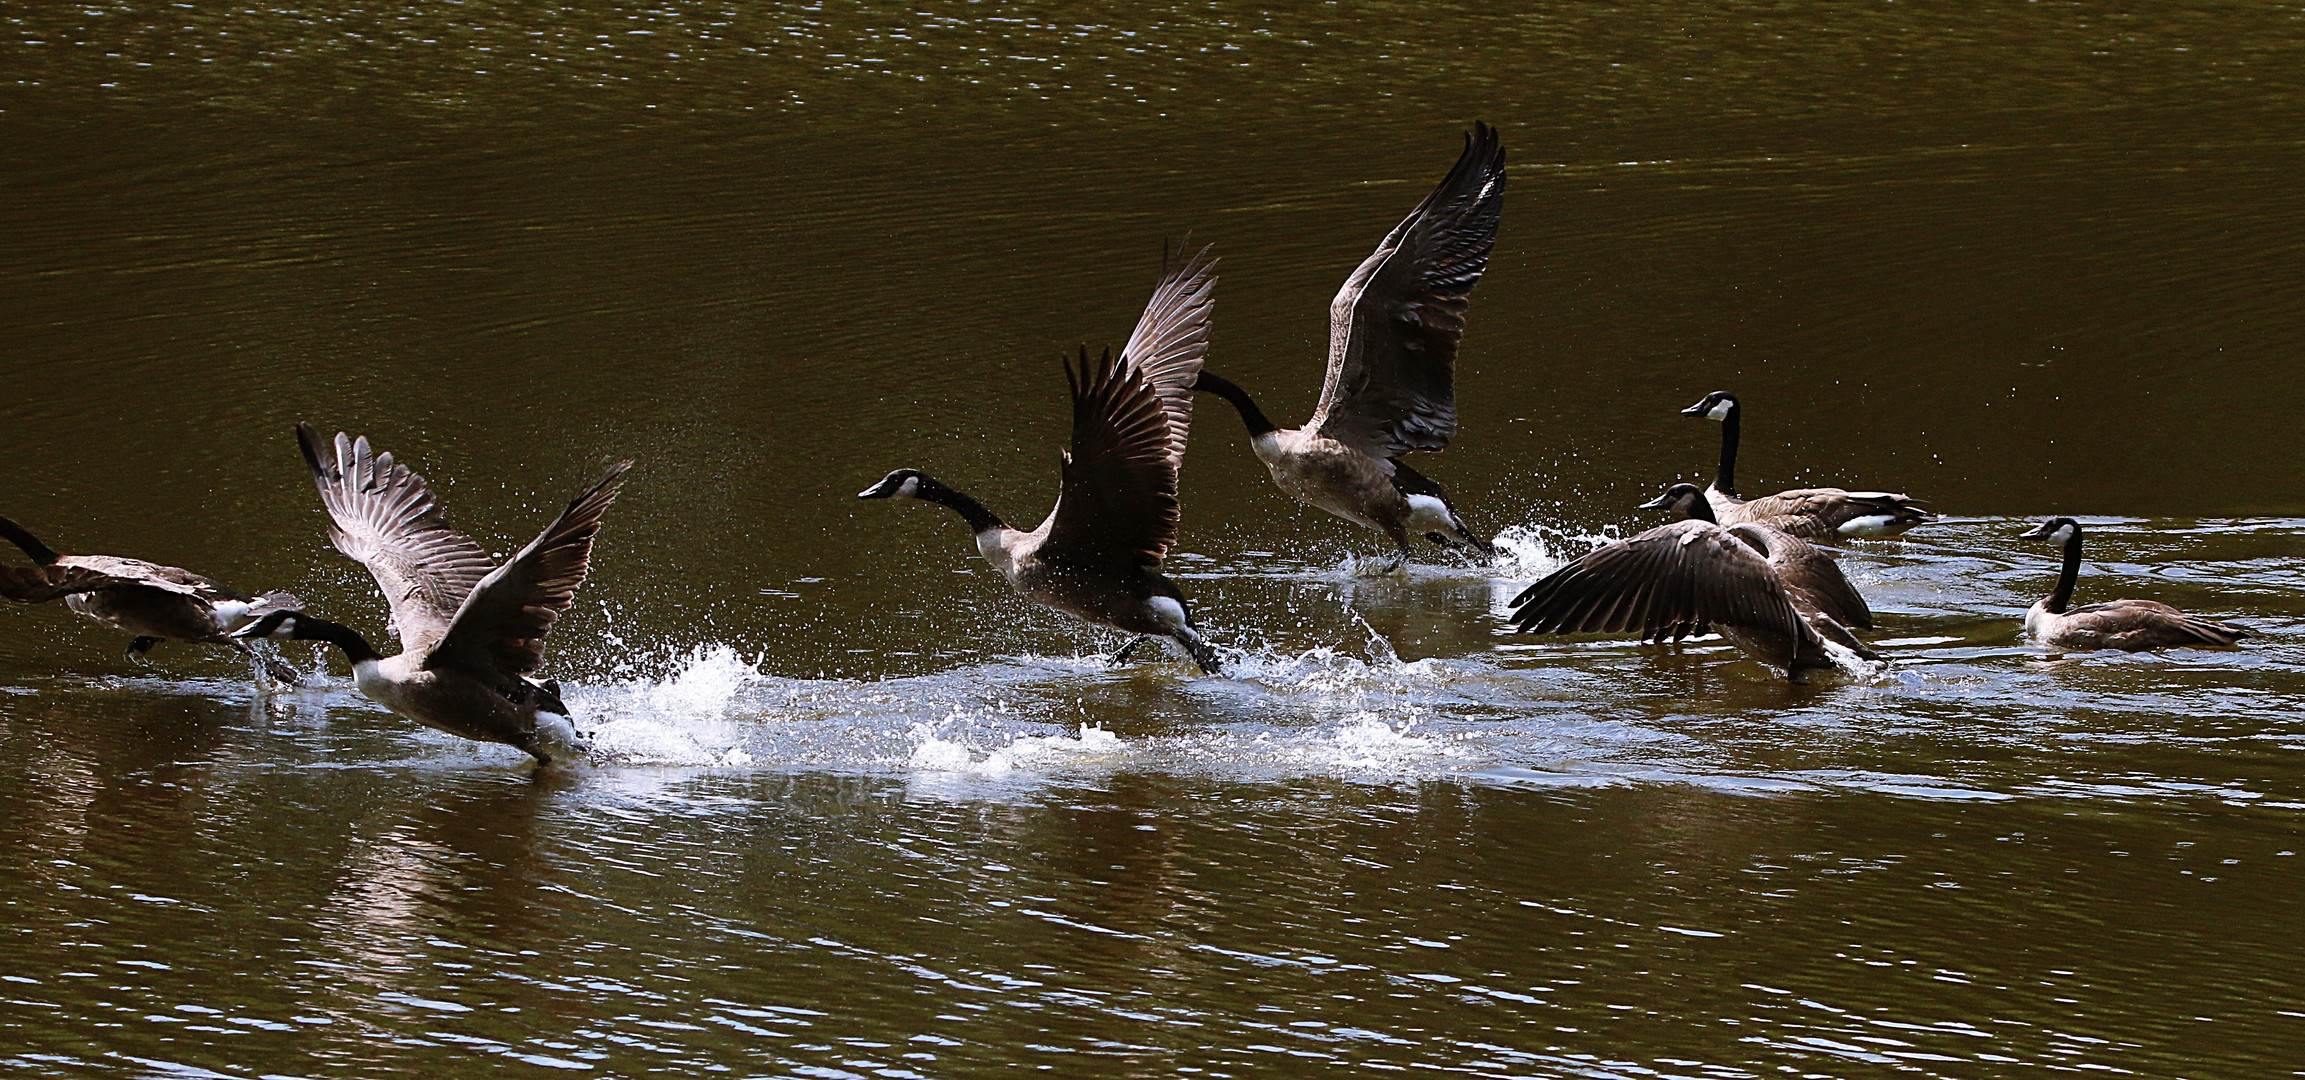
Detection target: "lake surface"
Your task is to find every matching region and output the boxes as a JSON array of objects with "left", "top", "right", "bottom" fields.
[{"left": 5, "top": 2, "right": 2305, "bottom": 1076}]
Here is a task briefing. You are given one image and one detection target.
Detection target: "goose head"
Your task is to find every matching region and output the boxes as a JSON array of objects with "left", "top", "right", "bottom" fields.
[
  {"left": 1679, "top": 390, "right": 1739, "bottom": 422},
  {"left": 857, "top": 469, "right": 932, "bottom": 500},
  {"left": 1638, "top": 482, "right": 1713, "bottom": 520},
  {"left": 232, "top": 609, "right": 305, "bottom": 641},
  {"left": 2020, "top": 517, "right": 2082, "bottom": 545}
]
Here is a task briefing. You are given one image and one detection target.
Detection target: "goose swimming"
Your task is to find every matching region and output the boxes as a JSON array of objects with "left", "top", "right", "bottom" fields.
[
  {"left": 1682, "top": 390, "right": 1934, "bottom": 540},
  {"left": 2018, "top": 517, "right": 2249, "bottom": 651},
  {"left": 1508, "top": 482, "right": 1878, "bottom": 682},
  {"left": 861, "top": 245, "right": 1222, "bottom": 672},
  {"left": 0, "top": 516, "right": 301, "bottom": 681},
  {"left": 1193, "top": 122, "right": 1506, "bottom": 570},
  {"left": 236, "top": 425, "right": 629, "bottom": 764}
]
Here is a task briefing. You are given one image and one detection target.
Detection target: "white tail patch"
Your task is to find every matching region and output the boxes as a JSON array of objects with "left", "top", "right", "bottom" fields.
[
  {"left": 1145, "top": 596, "right": 1188, "bottom": 631},
  {"left": 206, "top": 600, "right": 254, "bottom": 633},
  {"left": 1403, "top": 494, "right": 1458, "bottom": 536},
  {"left": 1836, "top": 514, "right": 1904, "bottom": 538}
]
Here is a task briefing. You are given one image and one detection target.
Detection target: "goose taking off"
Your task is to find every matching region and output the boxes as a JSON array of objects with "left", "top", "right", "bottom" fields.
[
  {"left": 2018, "top": 517, "right": 2249, "bottom": 651},
  {"left": 1193, "top": 122, "right": 1506, "bottom": 570},
  {"left": 0, "top": 516, "right": 302, "bottom": 681},
  {"left": 1507, "top": 483, "right": 1878, "bottom": 682},
  {"left": 1682, "top": 391, "right": 1934, "bottom": 540},
  {"left": 860, "top": 245, "right": 1222, "bottom": 673},
  {"left": 236, "top": 425, "right": 630, "bottom": 765}
]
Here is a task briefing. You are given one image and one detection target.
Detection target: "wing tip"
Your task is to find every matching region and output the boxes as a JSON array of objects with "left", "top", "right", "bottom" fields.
[{"left": 294, "top": 422, "right": 339, "bottom": 486}]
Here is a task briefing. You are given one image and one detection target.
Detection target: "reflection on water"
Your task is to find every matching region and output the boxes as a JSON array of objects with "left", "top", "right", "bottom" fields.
[{"left": 5, "top": 0, "right": 2305, "bottom": 1076}]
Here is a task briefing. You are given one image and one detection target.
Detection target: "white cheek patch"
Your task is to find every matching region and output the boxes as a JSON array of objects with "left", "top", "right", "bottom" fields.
[
  {"left": 899, "top": 476, "right": 921, "bottom": 497},
  {"left": 2052, "top": 524, "right": 2076, "bottom": 544},
  {"left": 1706, "top": 400, "right": 1734, "bottom": 421}
]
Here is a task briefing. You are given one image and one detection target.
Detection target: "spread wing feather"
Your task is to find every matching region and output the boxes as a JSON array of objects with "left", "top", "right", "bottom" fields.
[
  {"left": 1116, "top": 242, "right": 1217, "bottom": 469},
  {"left": 1037, "top": 348, "right": 1179, "bottom": 571},
  {"left": 427, "top": 462, "right": 630, "bottom": 679},
  {"left": 1509, "top": 520, "right": 1805, "bottom": 645},
  {"left": 297, "top": 423, "right": 496, "bottom": 653},
  {"left": 1310, "top": 122, "right": 1506, "bottom": 459}
]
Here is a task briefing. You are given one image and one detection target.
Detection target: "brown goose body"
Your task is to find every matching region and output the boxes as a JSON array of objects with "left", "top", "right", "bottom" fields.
[
  {"left": 2019, "top": 518, "right": 2249, "bottom": 652},
  {"left": 1508, "top": 484, "right": 1878, "bottom": 682},
  {"left": 1710, "top": 487, "right": 1933, "bottom": 541},
  {"left": 975, "top": 523, "right": 1200, "bottom": 640},
  {"left": 1196, "top": 123, "right": 1505, "bottom": 567},
  {"left": 239, "top": 425, "right": 630, "bottom": 764},
  {"left": 863, "top": 245, "right": 1222, "bottom": 672},
  {"left": 0, "top": 516, "right": 300, "bottom": 673},
  {"left": 1684, "top": 391, "right": 1934, "bottom": 540}
]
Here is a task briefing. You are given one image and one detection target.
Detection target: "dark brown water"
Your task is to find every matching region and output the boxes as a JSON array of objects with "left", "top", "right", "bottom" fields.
[{"left": 5, "top": 3, "right": 2305, "bottom": 1076}]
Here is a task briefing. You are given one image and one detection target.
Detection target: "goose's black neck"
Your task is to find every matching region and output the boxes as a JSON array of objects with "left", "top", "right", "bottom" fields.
[
  {"left": 267, "top": 612, "right": 385, "bottom": 664},
  {"left": 1712, "top": 404, "right": 1741, "bottom": 498},
  {"left": 916, "top": 476, "right": 1005, "bottom": 535},
  {"left": 2046, "top": 525, "right": 2082, "bottom": 614},
  {"left": 1685, "top": 493, "right": 1719, "bottom": 525},
  {"left": 0, "top": 516, "right": 60, "bottom": 566},
  {"left": 1192, "top": 372, "right": 1279, "bottom": 437}
]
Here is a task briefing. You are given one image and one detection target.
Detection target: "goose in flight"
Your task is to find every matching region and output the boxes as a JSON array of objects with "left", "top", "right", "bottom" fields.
[
  {"left": 237, "top": 425, "right": 629, "bottom": 764},
  {"left": 1508, "top": 483, "right": 1878, "bottom": 682},
  {"left": 1681, "top": 391, "right": 1934, "bottom": 540},
  {"left": 860, "top": 245, "right": 1222, "bottom": 672},
  {"left": 1193, "top": 123, "right": 1506, "bottom": 570},
  {"left": 2018, "top": 517, "right": 2249, "bottom": 651},
  {"left": 0, "top": 516, "right": 301, "bottom": 681}
]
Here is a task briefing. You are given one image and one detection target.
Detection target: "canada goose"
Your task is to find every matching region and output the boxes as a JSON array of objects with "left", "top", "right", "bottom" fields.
[
  {"left": 860, "top": 245, "right": 1221, "bottom": 673},
  {"left": 1507, "top": 483, "right": 1878, "bottom": 682},
  {"left": 234, "top": 425, "right": 630, "bottom": 765},
  {"left": 1681, "top": 391, "right": 1934, "bottom": 540},
  {"left": 1193, "top": 122, "right": 1506, "bottom": 570},
  {"left": 0, "top": 516, "right": 302, "bottom": 681},
  {"left": 2017, "top": 517, "right": 2249, "bottom": 651}
]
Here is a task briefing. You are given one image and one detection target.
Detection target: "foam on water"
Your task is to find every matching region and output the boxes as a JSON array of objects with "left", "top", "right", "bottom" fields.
[
  {"left": 907, "top": 720, "right": 1130, "bottom": 777},
  {"left": 577, "top": 644, "right": 770, "bottom": 766}
]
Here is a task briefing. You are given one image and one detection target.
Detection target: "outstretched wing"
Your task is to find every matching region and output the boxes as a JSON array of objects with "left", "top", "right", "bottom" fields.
[
  {"left": 1115, "top": 242, "right": 1218, "bottom": 470},
  {"left": 0, "top": 563, "right": 146, "bottom": 604},
  {"left": 1309, "top": 122, "right": 1506, "bottom": 459},
  {"left": 297, "top": 423, "right": 495, "bottom": 653},
  {"left": 1037, "top": 348, "right": 1179, "bottom": 570},
  {"left": 1509, "top": 520, "right": 1806, "bottom": 645},
  {"left": 0, "top": 554, "right": 232, "bottom": 605},
  {"left": 427, "top": 463, "right": 631, "bottom": 679}
]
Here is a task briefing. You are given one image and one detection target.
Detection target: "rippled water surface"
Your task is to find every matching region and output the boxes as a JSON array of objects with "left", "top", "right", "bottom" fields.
[{"left": 6, "top": 2, "right": 2305, "bottom": 1076}]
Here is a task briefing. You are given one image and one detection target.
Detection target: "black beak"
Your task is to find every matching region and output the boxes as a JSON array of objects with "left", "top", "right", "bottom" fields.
[
  {"left": 1638, "top": 493, "right": 1675, "bottom": 510},
  {"left": 2018, "top": 522, "right": 2056, "bottom": 540},
  {"left": 1679, "top": 398, "right": 1715, "bottom": 417},
  {"left": 232, "top": 610, "right": 295, "bottom": 641}
]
